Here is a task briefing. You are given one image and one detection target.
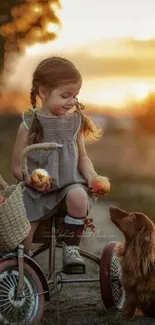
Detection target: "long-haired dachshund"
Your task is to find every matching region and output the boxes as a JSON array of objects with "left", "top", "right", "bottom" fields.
[{"left": 109, "top": 206, "right": 155, "bottom": 318}]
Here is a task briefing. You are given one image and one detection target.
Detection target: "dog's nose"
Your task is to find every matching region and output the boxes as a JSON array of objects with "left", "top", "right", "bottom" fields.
[
  {"left": 109, "top": 206, "right": 118, "bottom": 215},
  {"left": 110, "top": 206, "right": 129, "bottom": 219}
]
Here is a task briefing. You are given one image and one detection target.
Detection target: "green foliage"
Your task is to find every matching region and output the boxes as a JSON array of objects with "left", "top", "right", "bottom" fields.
[{"left": 0, "top": 0, "right": 61, "bottom": 70}]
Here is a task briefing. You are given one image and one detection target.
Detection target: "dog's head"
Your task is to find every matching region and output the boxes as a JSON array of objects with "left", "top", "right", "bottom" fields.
[
  {"left": 110, "top": 206, "right": 155, "bottom": 241},
  {"left": 110, "top": 206, "right": 155, "bottom": 277}
]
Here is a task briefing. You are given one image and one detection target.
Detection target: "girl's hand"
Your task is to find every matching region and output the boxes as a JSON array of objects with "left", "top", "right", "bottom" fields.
[
  {"left": 88, "top": 175, "right": 110, "bottom": 196},
  {"left": 33, "top": 177, "right": 52, "bottom": 192},
  {"left": 24, "top": 174, "right": 52, "bottom": 192}
]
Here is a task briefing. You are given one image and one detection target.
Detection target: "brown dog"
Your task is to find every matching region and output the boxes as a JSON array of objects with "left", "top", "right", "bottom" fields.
[{"left": 109, "top": 206, "right": 155, "bottom": 318}]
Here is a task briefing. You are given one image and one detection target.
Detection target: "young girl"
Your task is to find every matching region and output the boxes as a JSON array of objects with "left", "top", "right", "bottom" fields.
[{"left": 12, "top": 56, "right": 109, "bottom": 273}]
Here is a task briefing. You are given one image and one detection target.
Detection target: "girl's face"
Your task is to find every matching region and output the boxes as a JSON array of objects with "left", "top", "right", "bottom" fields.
[{"left": 40, "top": 81, "right": 82, "bottom": 116}]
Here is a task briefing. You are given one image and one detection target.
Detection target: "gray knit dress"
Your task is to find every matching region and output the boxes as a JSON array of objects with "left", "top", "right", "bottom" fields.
[{"left": 22, "top": 108, "right": 95, "bottom": 222}]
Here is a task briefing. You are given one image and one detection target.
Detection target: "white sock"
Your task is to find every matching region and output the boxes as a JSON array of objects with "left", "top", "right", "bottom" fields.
[{"left": 64, "top": 215, "right": 85, "bottom": 225}]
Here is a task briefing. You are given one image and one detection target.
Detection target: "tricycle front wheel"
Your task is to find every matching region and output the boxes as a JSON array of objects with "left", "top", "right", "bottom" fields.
[{"left": 0, "top": 258, "right": 45, "bottom": 324}]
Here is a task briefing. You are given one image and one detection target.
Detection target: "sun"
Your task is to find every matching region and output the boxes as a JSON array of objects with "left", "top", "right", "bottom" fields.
[{"left": 130, "top": 82, "right": 150, "bottom": 101}]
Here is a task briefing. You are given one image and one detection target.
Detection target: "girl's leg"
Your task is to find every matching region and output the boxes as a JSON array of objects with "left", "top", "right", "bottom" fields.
[
  {"left": 61, "top": 186, "right": 88, "bottom": 245},
  {"left": 66, "top": 187, "right": 88, "bottom": 217},
  {"left": 59, "top": 187, "right": 89, "bottom": 272},
  {"left": 24, "top": 221, "right": 39, "bottom": 253}
]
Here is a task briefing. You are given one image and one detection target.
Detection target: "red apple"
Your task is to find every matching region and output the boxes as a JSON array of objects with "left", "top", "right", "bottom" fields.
[
  {"left": 90, "top": 176, "right": 110, "bottom": 195},
  {"left": 0, "top": 195, "right": 5, "bottom": 204},
  {"left": 31, "top": 169, "right": 50, "bottom": 188}
]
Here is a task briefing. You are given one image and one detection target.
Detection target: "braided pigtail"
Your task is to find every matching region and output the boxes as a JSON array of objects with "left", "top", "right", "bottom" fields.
[
  {"left": 27, "top": 86, "right": 43, "bottom": 145},
  {"left": 75, "top": 99, "right": 103, "bottom": 143},
  {"left": 30, "top": 86, "right": 37, "bottom": 108}
]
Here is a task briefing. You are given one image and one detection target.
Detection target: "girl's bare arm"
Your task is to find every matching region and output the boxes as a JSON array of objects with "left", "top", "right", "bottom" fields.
[
  {"left": 77, "top": 132, "right": 98, "bottom": 185},
  {"left": 12, "top": 123, "right": 29, "bottom": 181},
  {"left": 12, "top": 123, "right": 51, "bottom": 191}
]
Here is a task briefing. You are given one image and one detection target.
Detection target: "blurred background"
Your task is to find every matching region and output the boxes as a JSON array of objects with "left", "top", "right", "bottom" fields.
[{"left": 1, "top": 0, "right": 155, "bottom": 220}]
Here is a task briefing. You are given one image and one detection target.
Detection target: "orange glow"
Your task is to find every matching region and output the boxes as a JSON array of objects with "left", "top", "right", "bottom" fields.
[
  {"left": 2, "top": 0, "right": 155, "bottom": 113},
  {"left": 0, "top": 90, "right": 30, "bottom": 114},
  {"left": 26, "top": 0, "right": 155, "bottom": 55},
  {"left": 78, "top": 80, "right": 155, "bottom": 109},
  {"left": 130, "top": 83, "right": 150, "bottom": 100},
  {"left": 31, "top": 5, "right": 43, "bottom": 13}
]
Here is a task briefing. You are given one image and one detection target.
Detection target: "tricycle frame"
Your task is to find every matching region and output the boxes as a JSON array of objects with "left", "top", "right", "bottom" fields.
[{"left": 31, "top": 215, "right": 101, "bottom": 292}]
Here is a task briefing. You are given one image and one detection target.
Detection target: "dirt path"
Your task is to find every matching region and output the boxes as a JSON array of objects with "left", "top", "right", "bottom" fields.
[{"left": 34, "top": 201, "right": 154, "bottom": 325}]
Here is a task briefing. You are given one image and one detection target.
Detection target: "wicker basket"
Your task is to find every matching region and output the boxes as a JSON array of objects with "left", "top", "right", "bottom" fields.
[
  {"left": 0, "top": 175, "right": 30, "bottom": 252},
  {"left": 0, "top": 142, "right": 63, "bottom": 252}
]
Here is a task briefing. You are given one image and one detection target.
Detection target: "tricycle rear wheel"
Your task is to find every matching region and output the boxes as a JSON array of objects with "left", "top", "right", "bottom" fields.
[{"left": 100, "top": 241, "right": 125, "bottom": 310}]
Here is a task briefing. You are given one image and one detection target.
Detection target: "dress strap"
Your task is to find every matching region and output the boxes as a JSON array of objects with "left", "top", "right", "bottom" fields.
[
  {"left": 73, "top": 110, "right": 82, "bottom": 138},
  {"left": 22, "top": 107, "right": 39, "bottom": 130}
]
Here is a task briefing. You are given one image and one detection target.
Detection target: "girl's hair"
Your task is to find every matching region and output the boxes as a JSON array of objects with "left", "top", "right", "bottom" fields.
[{"left": 28, "top": 56, "right": 102, "bottom": 144}]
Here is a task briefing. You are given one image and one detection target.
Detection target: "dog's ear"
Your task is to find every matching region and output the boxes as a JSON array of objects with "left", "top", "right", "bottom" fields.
[
  {"left": 123, "top": 226, "right": 155, "bottom": 277},
  {"left": 135, "top": 226, "right": 155, "bottom": 276}
]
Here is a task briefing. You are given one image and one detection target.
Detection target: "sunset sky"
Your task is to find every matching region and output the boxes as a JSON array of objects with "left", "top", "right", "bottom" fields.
[{"left": 8, "top": 0, "right": 155, "bottom": 112}]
